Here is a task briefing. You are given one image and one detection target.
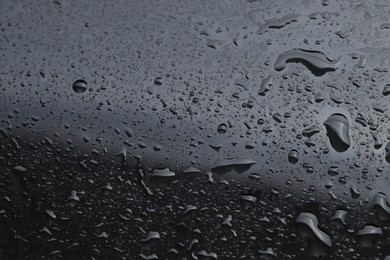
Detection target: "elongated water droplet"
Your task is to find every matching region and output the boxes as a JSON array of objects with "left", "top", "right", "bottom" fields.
[
  {"left": 296, "top": 212, "right": 332, "bottom": 256},
  {"left": 211, "top": 157, "right": 256, "bottom": 174},
  {"left": 324, "top": 113, "right": 351, "bottom": 152},
  {"left": 385, "top": 142, "right": 390, "bottom": 163},
  {"left": 383, "top": 84, "right": 390, "bottom": 96},
  {"left": 302, "top": 125, "right": 320, "bottom": 138},
  {"left": 373, "top": 193, "right": 390, "bottom": 220},
  {"left": 274, "top": 49, "right": 339, "bottom": 76}
]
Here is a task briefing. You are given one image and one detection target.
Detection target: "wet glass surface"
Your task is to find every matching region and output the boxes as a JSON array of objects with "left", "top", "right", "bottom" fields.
[{"left": 1, "top": 0, "right": 390, "bottom": 259}]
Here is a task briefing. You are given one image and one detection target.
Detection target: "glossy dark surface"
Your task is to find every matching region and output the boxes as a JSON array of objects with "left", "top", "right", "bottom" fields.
[{"left": 1, "top": 0, "right": 390, "bottom": 259}]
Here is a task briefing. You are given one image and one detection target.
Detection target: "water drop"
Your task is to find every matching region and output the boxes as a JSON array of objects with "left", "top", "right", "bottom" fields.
[
  {"left": 211, "top": 157, "right": 256, "bottom": 174},
  {"left": 373, "top": 193, "right": 390, "bottom": 220},
  {"left": 357, "top": 225, "right": 383, "bottom": 247},
  {"left": 217, "top": 123, "right": 227, "bottom": 134},
  {"left": 288, "top": 149, "right": 299, "bottom": 164},
  {"left": 330, "top": 210, "right": 347, "bottom": 225},
  {"left": 296, "top": 212, "right": 332, "bottom": 256},
  {"left": 383, "top": 84, "right": 390, "bottom": 96},
  {"left": 72, "top": 79, "right": 87, "bottom": 94},
  {"left": 274, "top": 49, "right": 340, "bottom": 76},
  {"left": 328, "top": 166, "right": 339, "bottom": 176},
  {"left": 323, "top": 113, "right": 351, "bottom": 152},
  {"left": 385, "top": 142, "right": 390, "bottom": 163}
]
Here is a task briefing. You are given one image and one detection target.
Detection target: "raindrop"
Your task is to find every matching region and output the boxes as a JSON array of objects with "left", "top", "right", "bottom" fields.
[
  {"left": 211, "top": 157, "right": 256, "bottom": 174},
  {"left": 383, "top": 84, "right": 390, "bottom": 96},
  {"left": 183, "top": 167, "right": 202, "bottom": 177},
  {"left": 357, "top": 225, "right": 383, "bottom": 247},
  {"left": 323, "top": 113, "right": 351, "bottom": 152},
  {"left": 274, "top": 49, "right": 340, "bottom": 76},
  {"left": 372, "top": 132, "right": 383, "bottom": 149},
  {"left": 257, "top": 14, "right": 300, "bottom": 34},
  {"left": 139, "top": 253, "right": 158, "bottom": 260},
  {"left": 13, "top": 165, "right": 27, "bottom": 173},
  {"left": 258, "top": 76, "right": 274, "bottom": 96},
  {"left": 154, "top": 77, "right": 162, "bottom": 85},
  {"left": 315, "top": 92, "right": 325, "bottom": 102},
  {"left": 357, "top": 225, "right": 383, "bottom": 236},
  {"left": 288, "top": 149, "right": 299, "bottom": 164},
  {"left": 373, "top": 193, "right": 390, "bottom": 220},
  {"left": 350, "top": 184, "right": 360, "bottom": 199},
  {"left": 198, "top": 250, "right": 217, "bottom": 260},
  {"left": 151, "top": 168, "right": 175, "bottom": 188},
  {"left": 330, "top": 210, "right": 347, "bottom": 225},
  {"left": 296, "top": 212, "right": 332, "bottom": 256},
  {"left": 240, "top": 194, "right": 257, "bottom": 210},
  {"left": 302, "top": 125, "right": 320, "bottom": 138},
  {"left": 217, "top": 123, "right": 227, "bottom": 134},
  {"left": 141, "top": 231, "right": 161, "bottom": 243},
  {"left": 72, "top": 79, "right": 88, "bottom": 94},
  {"left": 258, "top": 248, "right": 276, "bottom": 257},
  {"left": 245, "top": 141, "right": 255, "bottom": 149},
  {"left": 385, "top": 142, "right": 390, "bottom": 163}
]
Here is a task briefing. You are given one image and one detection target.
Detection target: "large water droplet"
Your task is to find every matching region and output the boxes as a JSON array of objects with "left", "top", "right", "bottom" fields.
[
  {"left": 357, "top": 225, "right": 383, "bottom": 236},
  {"left": 274, "top": 49, "right": 340, "bottom": 76},
  {"left": 288, "top": 149, "right": 299, "bottom": 164},
  {"left": 211, "top": 157, "right": 256, "bottom": 174},
  {"left": 257, "top": 14, "right": 300, "bottom": 33},
  {"left": 328, "top": 166, "right": 339, "bottom": 176},
  {"left": 183, "top": 167, "right": 202, "bottom": 177},
  {"left": 72, "top": 79, "right": 88, "bottom": 93},
  {"left": 357, "top": 225, "right": 383, "bottom": 247},
  {"left": 323, "top": 113, "right": 351, "bottom": 152},
  {"left": 13, "top": 165, "right": 27, "bottom": 173},
  {"left": 302, "top": 125, "right": 320, "bottom": 138},
  {"left": 141, "top": 231, "right": 161, "bottom": 243},
  {"left": 151, "top": 168, "right": 175, "bottom": 188},
  {"left": 296, "top": 212, "right": 332, "bottom": 256},
  {"left": 383, "top": 84, "right": 390, "bottom": 96},
  {"left": 258, "top": 76, "right": 274, "bottom": 96},
  {"left": 372, "top": 132, "right": 383, "bottom": 149},
  {"left": 373, "top": 193, "right": 390, "bottom": 221}
]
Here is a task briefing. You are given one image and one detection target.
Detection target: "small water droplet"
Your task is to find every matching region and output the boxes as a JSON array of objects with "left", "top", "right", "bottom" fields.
[
  {"left": 217, "top": 123, "right": 227, "bottom": 134},
  {"left": 154, "top": 77, "right": 162, "bottom": 85}
]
